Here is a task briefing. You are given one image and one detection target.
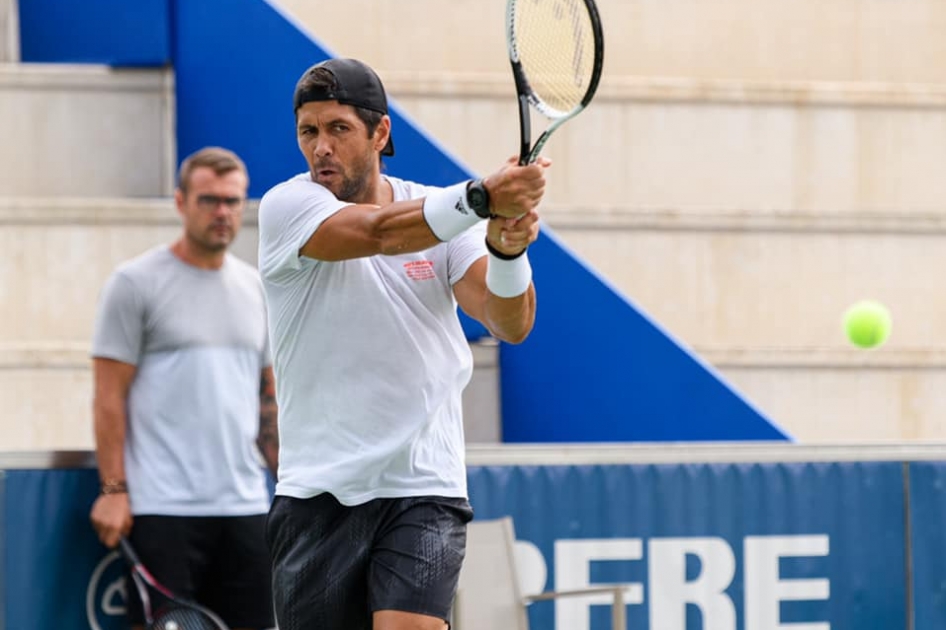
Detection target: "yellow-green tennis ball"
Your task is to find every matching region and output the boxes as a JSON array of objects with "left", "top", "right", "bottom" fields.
[{"left": 843, "top": 300, "right": 892, "bottom": 348}]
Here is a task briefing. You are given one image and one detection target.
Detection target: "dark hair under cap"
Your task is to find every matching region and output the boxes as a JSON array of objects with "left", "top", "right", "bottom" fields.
[{"left": 293, "top": 58, "right": 395, "bottom": 157}]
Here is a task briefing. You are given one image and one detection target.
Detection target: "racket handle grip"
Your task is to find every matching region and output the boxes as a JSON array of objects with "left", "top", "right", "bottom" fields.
[{"left": 517, "top": 93, "right": 531, "bottom": 166}]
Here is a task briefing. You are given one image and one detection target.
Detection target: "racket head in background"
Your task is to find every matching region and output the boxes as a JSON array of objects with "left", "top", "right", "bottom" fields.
[
  {"left": 118, "top": 538, "right": 231, "bottom": 630},
  {"left": 150, "top": 605, "right": 230, "bottom": 630},
  {"left": 506, "top": 0, "right": 605, "bottom": 163}
]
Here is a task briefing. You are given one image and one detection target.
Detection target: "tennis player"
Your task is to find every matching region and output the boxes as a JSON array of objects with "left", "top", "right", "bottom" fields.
[{"left": 259, "top": 58, "right": 548, "bottom": 630}]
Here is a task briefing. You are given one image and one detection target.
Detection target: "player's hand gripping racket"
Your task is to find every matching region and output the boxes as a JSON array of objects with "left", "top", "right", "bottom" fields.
[
  {"left": 118, "top": 538, "right": 230, "bottom": 630},
  {"left": 507, "top": 0, "right": 605, "bottom": 165}
]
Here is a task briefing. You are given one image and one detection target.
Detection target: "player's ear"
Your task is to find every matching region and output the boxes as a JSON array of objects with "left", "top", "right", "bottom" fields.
[
  {"left": 373, "top": 116, "right": 392, "bottom": 154},
  {"left": 174, "top": 187, "right": 185, "bottom": 213}
]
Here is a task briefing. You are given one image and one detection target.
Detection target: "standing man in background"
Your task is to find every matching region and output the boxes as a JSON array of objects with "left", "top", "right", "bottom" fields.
[
  {"left": 89, "top": 146, "right": 277, "bottom": 630},
  {"left": 259, "top": 58, "right": 547, "bottom": 630}
]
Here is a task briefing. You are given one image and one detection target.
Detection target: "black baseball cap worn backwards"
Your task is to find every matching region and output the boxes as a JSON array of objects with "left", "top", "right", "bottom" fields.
[{"left": 293, "top": 58, "right": 395, "bottom": 157}]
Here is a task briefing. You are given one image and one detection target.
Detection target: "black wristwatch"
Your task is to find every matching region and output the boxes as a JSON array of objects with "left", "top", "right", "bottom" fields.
[{"left": 466, "top": 179, "right": 492, "bottom": 219}]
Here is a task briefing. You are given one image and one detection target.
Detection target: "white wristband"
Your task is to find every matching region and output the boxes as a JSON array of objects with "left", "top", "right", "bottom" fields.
[
  {"left": 486, "top": 251, "right": 533, "bottom": 298},
  {"left": 423, "top": 181, "right": 482, "bottom": 241}
]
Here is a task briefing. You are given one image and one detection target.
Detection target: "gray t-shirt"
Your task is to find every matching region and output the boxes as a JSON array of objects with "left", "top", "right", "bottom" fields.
[{"left": 92, "top": 246, "right": 272, "bottom": 516}]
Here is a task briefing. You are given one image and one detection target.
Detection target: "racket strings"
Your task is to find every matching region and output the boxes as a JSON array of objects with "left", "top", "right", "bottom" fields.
[
  {"left": 151, "top": 604, "right": 224, "bottom": 630},
  {"left": 513, "top": 0, "right": 598, "bottom": 115}
]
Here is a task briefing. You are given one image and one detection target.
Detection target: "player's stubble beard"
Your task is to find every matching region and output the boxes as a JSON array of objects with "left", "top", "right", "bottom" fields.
[{"left": 317, "top": 144, "right": 376, "bottom": 204}]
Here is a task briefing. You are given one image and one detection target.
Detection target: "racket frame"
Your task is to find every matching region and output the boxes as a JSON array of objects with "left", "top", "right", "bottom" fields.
[
  {"left": 118, "top": 538, "right": 231, "bottom": 630},
  {"left": 505, "top": 0, "right": 605, "bottom": 165}
]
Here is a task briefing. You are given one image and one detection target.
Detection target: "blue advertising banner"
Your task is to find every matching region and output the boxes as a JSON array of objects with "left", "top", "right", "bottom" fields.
[
  {"left": 4, "top": 469, "right": 124, "bottom": 630},
  {"left": 907, "top": 461, "right": 946, "bottom": 629},
  {"left": 467, "top": 462, "right": 907, "bottom": 630},
  {"left": 0, "top": 459, "right": 915, "bottom": 630},
  {"left": 0, "top": 470, "right": 5, "bottom": 630}
]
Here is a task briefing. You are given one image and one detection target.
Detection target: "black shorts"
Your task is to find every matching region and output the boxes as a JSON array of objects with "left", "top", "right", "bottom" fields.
[
  {"left": 126, "top": 514, "right": 274, "bottom": 629},
  {"left": 267, "top": 493, "right": 474, "bottom": 630}
]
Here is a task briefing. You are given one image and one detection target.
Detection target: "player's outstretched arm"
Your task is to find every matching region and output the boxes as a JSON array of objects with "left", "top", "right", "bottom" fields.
[
  {"left": 298, "top": 159, "right": 547, "bottom": 262},
  {"left": 300, "top": 199, "right": 438, "bottom": 261}
]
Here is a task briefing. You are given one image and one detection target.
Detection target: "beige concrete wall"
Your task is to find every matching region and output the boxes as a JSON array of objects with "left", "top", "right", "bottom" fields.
[
  {"left": 0, "top": 346, "right": 93, "bottom": 449},
  {"left": 465, "top": 341, "right": 502, "bottom": 443},
  {"left": 0, "top": 342, "right": 499, "bottom": 450},
  {"left": 274, "top": 0, "right": 946, "bottom": 443},
  {"left": 0, "top": 199, "right": 257, "bottom": 345},
  {"left": 10, "top": 341, "right": 946, "bottom": 448},
  {"left": 714, "top": 350, "right": 946, "bottom": 442},
  {"left": 544, "top": 211, "right": 946, "bottom": 350},
  {"left": 5, "top": 0, "right": 943, "bottom": 446},
  {"left": 547, "top": 211, "right": 946, "bottom": 441},
  {"left": 0, "top": 65, "right": 174, "bottom": 197},
  {"left": 386, "top": 77, "right": 946, "bottom": 214},
  {"left": 0, "top": 198, "right": 243, "bottom": 449},
  {"left": 277, "top": 0, "right": 946, "bottom": 84},
  {"left": 0, "top": 199, "right": 501, "bottom": 449},
  {"left": 0, "top": 0, "right": 18, "bottom": 62}
]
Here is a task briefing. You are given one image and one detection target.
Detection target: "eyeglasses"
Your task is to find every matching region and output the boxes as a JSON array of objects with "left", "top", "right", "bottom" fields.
[{"left": 195, "top": 194, "right": 245, "bottom": 211}]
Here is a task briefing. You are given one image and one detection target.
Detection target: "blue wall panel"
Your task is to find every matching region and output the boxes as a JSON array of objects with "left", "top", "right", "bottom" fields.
[
  {"left": 19, "top": 0, "right": 170, "bottom": 66},
  {"left": 468, "top": 461, "right": 907, "bottom": 630},
  {"left": 907, "top": 461, "right": 946, "bottom": 629}
]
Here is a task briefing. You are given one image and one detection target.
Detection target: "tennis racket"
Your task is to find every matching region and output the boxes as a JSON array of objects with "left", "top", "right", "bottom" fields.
[
  {"left": 506, "top": 0, "right": 605, "bottom": 165},
  {"left": 118, "top": 538, "right": 230, "bottom": 630}
]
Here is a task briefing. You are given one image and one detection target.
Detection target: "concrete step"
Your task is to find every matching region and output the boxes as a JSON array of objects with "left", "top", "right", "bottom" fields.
[
  {"left": 0, "top": 63, "right": 174, "bottom": 197},
  {"left": 278, "top": 0, "right": 946, "bottom": 83},
  {"left": 0, "top": 197, "right": 259, "bottom": 345},
  {"left": 0, "top": 340, "right": 500, "bottom": 450},
  {"left": 542, "top": 205, "right": 946, "bottom": 351},
  {"left": 384, "top": 73, "right": 946, "bottom": 215},
  {"left": 0, "top": 342, "right": 93, "bottom": 449},
  {"left": 705, "top": 347, "right": 946, "bottom": 443}
]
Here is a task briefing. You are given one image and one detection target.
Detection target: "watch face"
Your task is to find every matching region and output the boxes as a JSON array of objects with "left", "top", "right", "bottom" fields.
[
  {"left": 469, "top": 189, "right": 486, "bottom": 208},
  {"left": 467, "top": 183, "right": 491, "bottom": 218}
]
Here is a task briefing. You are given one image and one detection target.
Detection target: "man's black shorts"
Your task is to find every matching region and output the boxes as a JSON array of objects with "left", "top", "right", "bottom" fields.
[
  {"left": 126, "top": 514, "right": 274, "bottom": 629},
  {"left": 267, "top": 493, "right": 474, "bottom": 630}
]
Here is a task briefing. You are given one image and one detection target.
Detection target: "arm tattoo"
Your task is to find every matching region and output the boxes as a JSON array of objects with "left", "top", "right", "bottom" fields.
[{"left": 258, "top": 368, "right": 279, "bottom": 477}]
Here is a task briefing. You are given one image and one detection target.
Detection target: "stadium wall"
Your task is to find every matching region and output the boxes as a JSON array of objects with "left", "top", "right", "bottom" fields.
[{"left": 14, "top": 0, "right": 788, "bottom": 442}]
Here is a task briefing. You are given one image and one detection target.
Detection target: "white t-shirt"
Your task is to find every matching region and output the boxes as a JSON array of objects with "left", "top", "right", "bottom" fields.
[{"left": 258, "top": 173, "right": 487, "bottom": 505}]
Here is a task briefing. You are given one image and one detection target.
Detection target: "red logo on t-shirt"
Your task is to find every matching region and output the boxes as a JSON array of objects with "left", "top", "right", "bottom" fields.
[{"left": 404, "top": 260, "right": 435, "bottom": 281}]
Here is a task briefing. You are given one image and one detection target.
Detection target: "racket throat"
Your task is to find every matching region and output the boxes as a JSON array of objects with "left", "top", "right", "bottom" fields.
[{"left": 516, "top": 92, "right": 532, "bottom": 165}]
